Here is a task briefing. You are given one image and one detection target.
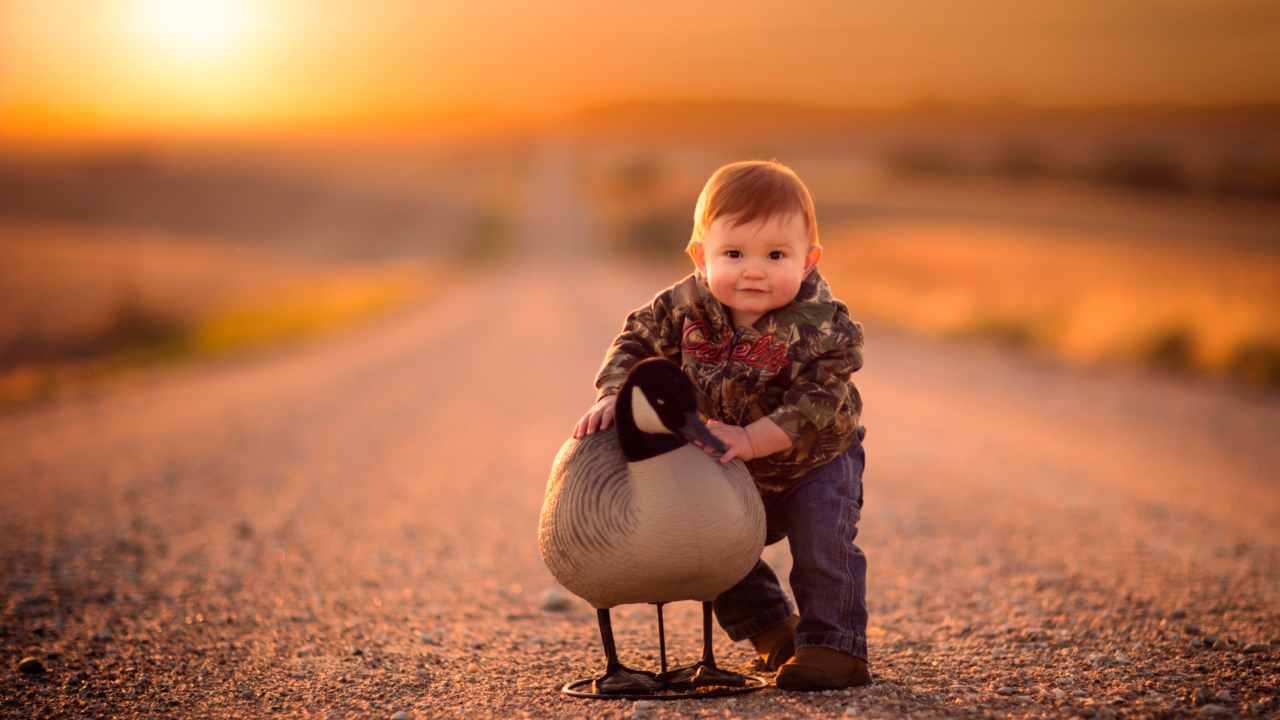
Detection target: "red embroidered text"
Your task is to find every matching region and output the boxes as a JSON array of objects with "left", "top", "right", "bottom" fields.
[{"left": 682, "top": 320, "right": 790, "bottom": 371}]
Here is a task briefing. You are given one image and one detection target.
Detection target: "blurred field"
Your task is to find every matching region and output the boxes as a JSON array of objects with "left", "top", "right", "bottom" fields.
[
  {"left": 821, "top": 220, "right": 1280, "bottom": 383},
  {"left": 0, "top": 220, "right": 442, "bottom": 407}
]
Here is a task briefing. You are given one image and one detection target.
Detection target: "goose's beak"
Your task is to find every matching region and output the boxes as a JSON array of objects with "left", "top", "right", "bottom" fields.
[{"left": 678, "top": 412, "right": 727, "bottom": 452}]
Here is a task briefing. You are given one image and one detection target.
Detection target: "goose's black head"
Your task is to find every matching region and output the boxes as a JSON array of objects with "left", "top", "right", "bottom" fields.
[{"left": 615, "top": 358, "right": 727, "bottom": 462}]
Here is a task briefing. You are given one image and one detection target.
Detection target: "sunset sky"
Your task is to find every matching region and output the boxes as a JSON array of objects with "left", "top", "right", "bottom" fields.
[{"left": 3, "top": 0, "right": 1280, "bottom": 136}]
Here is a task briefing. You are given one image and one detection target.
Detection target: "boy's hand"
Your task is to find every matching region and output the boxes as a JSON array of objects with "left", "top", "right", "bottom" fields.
[
  {"left": 573, "top": 395, "right": 618, "bottom": 439},
  {"left": 695, "top": 417, "right": 793, "bottom": 464}
]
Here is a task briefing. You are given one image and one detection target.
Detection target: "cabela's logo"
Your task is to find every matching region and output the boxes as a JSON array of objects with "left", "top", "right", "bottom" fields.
[{"left": 682, "top": 320, "right": 789, "bottom": 371}]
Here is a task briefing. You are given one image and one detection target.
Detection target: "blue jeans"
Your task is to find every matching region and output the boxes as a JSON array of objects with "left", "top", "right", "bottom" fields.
[{"left": 713, "top": 427, "right": 868, "bottom": 661}]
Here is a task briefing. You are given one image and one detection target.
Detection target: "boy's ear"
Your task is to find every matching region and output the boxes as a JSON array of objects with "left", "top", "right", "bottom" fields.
[
  {"left": 804, "top": 244, "right": 822, "bottom": 275},
  {"left": 689, "top": 242, "right": 707, "bottom": 272}
]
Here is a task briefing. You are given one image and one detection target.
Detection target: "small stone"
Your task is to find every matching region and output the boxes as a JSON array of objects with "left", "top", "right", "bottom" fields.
[
  {"left": 391, "top": 712, "right": 411, "bottom": 720},
  {"left": 1170, "top": 608, "right": 1187, "bottom": 619},
  {"left": 239, "top": 689, "right": 254, "bottom": 699},
  {"left": 844, "top": 709, "right": 859, "bottom": 717},
  {"left": 996, "top": 687, "right": 1017, "bottom": 696},
  {"left": 1079, "top": 708, "right": 1097, "bottom": 718},
  {"left": 17, "top": 658, "right": 46, "bottom": 675},
  {"left": 1202, "top": 635, "right": 1220, "bottom": 647},
  {"left": 93, "top": 627, "right": 113, "bottom": 642},
  {"left": 1198, "top": 704, "right": 1227, "bottom": 716},
  {"left": 1015, "top": 695, "right": 1032, "bottom": 704},
  {"left": 541, "top": 589, "right": 572, "bottom": 612},
  {"left": 1242, "top": 643, "right": 1270, "bottom": 653},
  {"left": 1184, "top": 625, "right": 1201, "bottom": 635},
  {"left": 1214, "top": 691, "right": 1232, "bottom": 703},
  {"left": 1211, "top": 638, "right": 1230, "bottom": 651},
  {"left": 37, "top": 688, "right": 50, "bottom": 696},
  {"left": 1072, "top": 690, "right": 1089, "bottom": 697},
  {"left": 632, "top": 700, "right": 655, "bottom": 710},
  {"left": 1251, "top": 701, "right": 1273, "bottom": 713}
]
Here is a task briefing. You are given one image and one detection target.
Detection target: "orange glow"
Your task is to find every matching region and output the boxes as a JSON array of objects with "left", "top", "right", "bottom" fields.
[{"left": 2, "top": 0, "right": 1279, "bottom": 137}]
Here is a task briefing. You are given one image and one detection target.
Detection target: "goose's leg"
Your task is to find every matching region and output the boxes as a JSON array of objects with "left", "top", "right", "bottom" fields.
[
  {"left": 656, "top": 602, "right": 751, "bottom": 690},
  {"left": 656, "top": 603, "right": 668, "bottom": 674},
  {"left": 591, "top": 608, "right": 658, "bottom": 695}
]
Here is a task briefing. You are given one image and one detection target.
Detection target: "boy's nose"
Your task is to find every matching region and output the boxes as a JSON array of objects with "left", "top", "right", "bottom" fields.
[{"left": 742, "top": 264, "right": 765, "bottom": 279}]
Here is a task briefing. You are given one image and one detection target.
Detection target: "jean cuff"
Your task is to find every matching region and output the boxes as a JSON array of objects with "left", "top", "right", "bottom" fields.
[
  {"left": 795, "top": 631, "right": 868, "bottom": 662},
  {"left": 718, "top": 599, "right": 796, "bottom": 643}
]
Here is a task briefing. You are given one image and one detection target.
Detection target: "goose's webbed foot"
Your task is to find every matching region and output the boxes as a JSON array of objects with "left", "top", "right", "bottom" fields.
[
  {"left": 592, "top": 666, "right": 660, "bottom": 695},
  {"left": 656, "top": 662, "right": 750, "bottom": 691}
]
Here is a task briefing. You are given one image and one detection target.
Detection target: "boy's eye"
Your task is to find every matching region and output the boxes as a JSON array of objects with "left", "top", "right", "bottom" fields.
[
  {"left": 768, "top": 251, "right": 784, "bottom": 260},
  {"left": 726, "top": 250, "right": 741, "bottom": 259}
]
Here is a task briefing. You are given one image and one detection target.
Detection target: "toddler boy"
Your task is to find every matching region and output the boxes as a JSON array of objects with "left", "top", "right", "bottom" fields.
[{"left": 573, "top": 160, "right": 869, "bottom": 690}]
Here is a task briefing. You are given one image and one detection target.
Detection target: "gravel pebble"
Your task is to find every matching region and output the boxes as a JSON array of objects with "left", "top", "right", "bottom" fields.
[
  {"left": 1242, "top": 643, "right": 1270, "bottom": 653},
  {"left": 1197, "top": 704, "right": 1227, "bottom": 716},
  {"left": 391, "top": 712, "right": 410, "bottom": 720},
  {"left": 540, "top": 589, "right": 572, "bottom": 612},
  {"left": 17, "top": 658, "right": 45, "bottom": 675}
]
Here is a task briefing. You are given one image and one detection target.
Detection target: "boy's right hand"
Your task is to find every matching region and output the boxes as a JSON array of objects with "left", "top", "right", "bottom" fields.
[{"left": 572, "top": 395, "right": 618, "bottom": 439}]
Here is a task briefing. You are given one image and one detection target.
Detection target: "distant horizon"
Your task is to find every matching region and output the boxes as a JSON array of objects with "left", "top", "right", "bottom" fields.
[{"left": 4, "top": 96, "right": 1280, "bottom": 144}]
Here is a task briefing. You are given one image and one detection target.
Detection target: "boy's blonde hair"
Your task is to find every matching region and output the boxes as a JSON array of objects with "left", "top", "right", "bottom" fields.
[{"left": 686, "top": 160, "right": 819, "bottom": 260}]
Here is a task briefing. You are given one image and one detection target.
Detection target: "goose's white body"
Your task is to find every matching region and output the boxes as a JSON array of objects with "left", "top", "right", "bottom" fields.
[{"left": 539, "top": 427, "right": 766, "bottom": 609}]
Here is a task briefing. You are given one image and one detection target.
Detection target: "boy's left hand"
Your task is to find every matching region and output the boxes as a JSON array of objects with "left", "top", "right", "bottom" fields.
[{"left": 694, "top": 417, "right": 793, "bottom": 464}]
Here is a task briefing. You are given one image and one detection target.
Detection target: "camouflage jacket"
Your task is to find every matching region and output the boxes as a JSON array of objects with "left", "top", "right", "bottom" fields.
[{"left": 595, "top": 268, "right": 864, "bottom": 493}]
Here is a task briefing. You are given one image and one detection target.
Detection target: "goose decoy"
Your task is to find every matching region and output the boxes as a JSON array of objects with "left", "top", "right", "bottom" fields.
[{"left": 539, "top": 358, "right": 766, "bottom": 696}]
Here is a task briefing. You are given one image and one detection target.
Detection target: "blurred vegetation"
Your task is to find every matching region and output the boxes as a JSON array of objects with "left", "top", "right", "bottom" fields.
[
  {"left": 467, "top": 206, "right": 512, "bottom": 262},
  {"left": 0, "top": 226, "right": 443, "bottom": 410},
  {"left": 592, "top": 158, "right": 694, "bottom": 259},
  {"left": 819, "top": 221, "right": 1280, "bottom": 387},
  {"left": 889, "top": 141, "right": 1280, "bottom": 199}
]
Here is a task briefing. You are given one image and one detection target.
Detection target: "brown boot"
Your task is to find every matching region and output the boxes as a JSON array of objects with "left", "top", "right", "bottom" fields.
[
  {"left": 748, "top": 615, "right": 798, "bottom": 671},
  {"left": 775, "top": 646, "right": 871, "bottom": 691}
]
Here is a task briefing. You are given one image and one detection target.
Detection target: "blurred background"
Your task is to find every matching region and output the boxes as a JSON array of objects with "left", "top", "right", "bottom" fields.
[{"left": 3, "top": 0, "right": 1280, "bottom": 406}]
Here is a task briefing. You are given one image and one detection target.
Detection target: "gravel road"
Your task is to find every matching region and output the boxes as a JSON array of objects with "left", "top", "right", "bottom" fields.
[{"left": 2, "top": 145, "right": 1278, "bottom": 720}]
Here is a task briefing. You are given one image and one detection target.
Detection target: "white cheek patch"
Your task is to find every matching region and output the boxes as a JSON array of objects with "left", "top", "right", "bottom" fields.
[{"left": 631, "top": 386, "right": 673, "bottom": 435}]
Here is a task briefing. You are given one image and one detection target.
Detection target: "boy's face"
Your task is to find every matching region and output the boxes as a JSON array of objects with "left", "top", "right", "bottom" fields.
[{"left": 692, "top": 212, "right": 821, "bottom": 328}]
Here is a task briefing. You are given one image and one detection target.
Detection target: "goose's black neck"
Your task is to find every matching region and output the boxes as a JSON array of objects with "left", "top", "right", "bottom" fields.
[{"left": 615, "top": 385, "right": 687, "bottom": 463}]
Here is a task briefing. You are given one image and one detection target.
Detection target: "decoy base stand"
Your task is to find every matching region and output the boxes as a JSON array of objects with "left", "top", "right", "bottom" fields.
[{"left": 560, "top": 603, "right": 768, "bottom": 701}]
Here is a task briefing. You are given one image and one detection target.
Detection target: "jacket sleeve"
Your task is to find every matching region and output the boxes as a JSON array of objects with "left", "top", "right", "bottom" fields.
[
  {"left": 766, "top": 318, "right": 864, "bottom": 442},
  {"left": 594, "top": 290, "right": 683, "bottom": 399}
]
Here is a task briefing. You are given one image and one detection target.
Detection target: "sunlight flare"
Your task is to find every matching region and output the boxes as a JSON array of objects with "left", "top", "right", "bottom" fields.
[{"left": 134, "top": 0, "right": 263, "bottom": 58}]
